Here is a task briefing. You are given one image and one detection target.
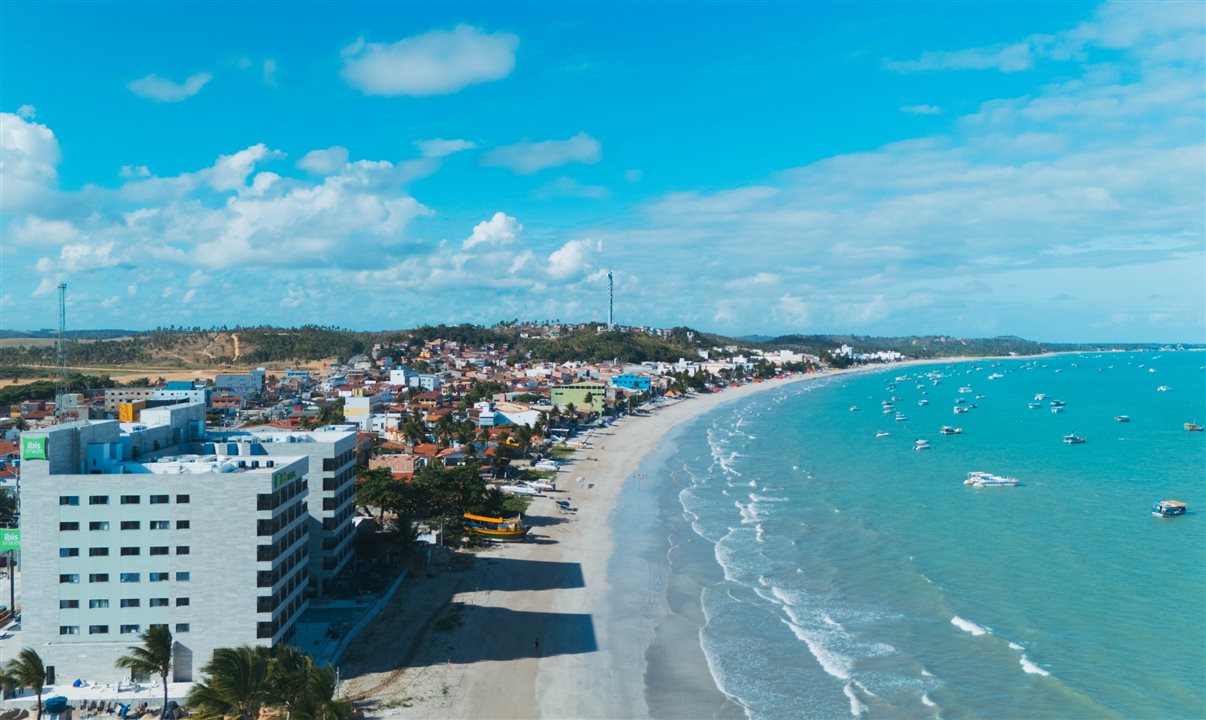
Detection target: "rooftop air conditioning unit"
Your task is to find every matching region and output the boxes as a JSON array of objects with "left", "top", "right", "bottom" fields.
[
  {"left": 266, "top": 460, "right": 275, "bottom": 468},
  {"left": 251, "top": 460, "right": 260, "bottom": 469}
]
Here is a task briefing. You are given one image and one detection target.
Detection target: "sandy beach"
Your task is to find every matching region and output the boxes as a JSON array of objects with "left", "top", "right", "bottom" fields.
[{"left": 339, "top": 374, "right": 819, "bottom": 719}]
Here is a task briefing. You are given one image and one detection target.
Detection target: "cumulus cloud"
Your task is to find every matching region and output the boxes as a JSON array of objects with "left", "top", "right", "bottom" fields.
[
  {"left": 482, "top": 132, "right": 601, "bottom": 174},
  {"left": 16, "top": 104, "right": 36, "bottom": 120},
  {"left": 298, "top": 146, "right": 349, "bottom": 175},
  {"left": 546, "top": 239, "right": 600, "bottom": 280},
  {"left": 263, "top": 59, "right": 278, "bottom": 86},
  {"left": 209, "top": 144, "right": 283, "bottom": 191},
  {"left": 464, "top": 212, "right": 523, "bottom": 249},
  {"left": 887, "top": 42, "right": 1035, "bottom": 73},
  {"left": 901, "top": 104, "right": 943, "bottom": 115},
  {"left": 341, "top": 25, "right": 518, "bottom": 96},
  {"left": 415, "top": 138, "right": 477, "bottom": 158},
  {"left": 8, "top": 216, "right": 81, "bottom": 245},
  {"left": 127, "top": 72, "right": 212, "bottom": 102},
  {"left": 0, "top": 111, "right": 60, "bottom": 211},
  {"left": 120, "top": 165, "right": 152, "bottom": 178}
]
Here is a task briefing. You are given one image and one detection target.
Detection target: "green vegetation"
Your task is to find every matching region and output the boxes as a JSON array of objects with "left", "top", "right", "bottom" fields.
[
  {"left": 0, "top": 648, "right": 47, "bottom": 718},
  {"left": 186, "top": 644, "right": 352, "bottom": 720},
  {"left": 115, "top": 625, "right": 174, "bottom": 712}
]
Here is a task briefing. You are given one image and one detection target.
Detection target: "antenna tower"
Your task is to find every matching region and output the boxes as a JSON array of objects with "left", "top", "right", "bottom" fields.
[
  {"left": 607, "top": 270, "right": 614, "bottom": 330},
  {"left": 56, "top": 282, "right": 68, "bottom": 413}
]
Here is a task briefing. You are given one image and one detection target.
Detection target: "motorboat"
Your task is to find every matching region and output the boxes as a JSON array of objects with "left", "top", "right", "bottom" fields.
[
  {"left": 500, "top": 484, "right": 541, "bottom": 496},
  {"left": 524, "top": 479, "right": 557, "bottom": 492},
  {"left": 1185, "top": 422, "right": 1204, "bottom": 432},
  {"left": 1157, "top": 385, "right": 1171, "bottom": 392},
  {"left": 875, "top": 431, "right": 890, "bottom": 438},
  {"left": 918, "top": 399, "right": 929, "bottom": 406},
  {"left": 1051, "top": 406, "right": 1064, "bottom": 414},
  {"left": 940, "top": 426, "right": 962, "bottom": 435},
  {"left": 1028, "top": 402, "right": 1043, "bottom": 409},
  {"left": 964, "top": 471, "right": 1019, "bottom": 487},
  {"left": 913, "top": 439, "right": 930, "bottom": 451},
  {"left": 1151, "top": 500, "right": 1187, "bottom": 517},
  {"left": 1115, "top": 415, "right": 1130, "bottom": 423},
  {"left": 463, "top": 512, "right": 531, "bottom": 541},
  {"left": 1050, "top": 400, "right": 1067, "bottom": 407},
  {"left": 1034, "top": 393, "right": 1048, "bottom": 401},
  {"left": 1063, "top": 433, "right": 1086, "bottom": 445},
  {"left": 953, "top": 406, "right": 969, "bottom": 414},
  {"left": 895, "top": 413, "right": 908, "bottom": 422},
  {"left": 849, "top": 405, "right": 859, "bottom": 412}
]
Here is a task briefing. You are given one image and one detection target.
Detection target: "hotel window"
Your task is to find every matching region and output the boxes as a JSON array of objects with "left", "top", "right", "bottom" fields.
[
  {"left": 176, "top": 520, "right": 191, "bottom": 529},
  {"left": 60, "top": 521, "right": 80, "bottom": 531},
  {"left": 60, "top": 496, "right": 80, "bottom": 506},
  {"left": 175, "top": 572, "right": 190, "bottom": 582},
  {"left": 176, "top": 494, "right": 190, "bottom": 504},
  {"left": 120, "top": 573, "right": 140, "bottom": 583},
  {"left": 89, "top": 495, "right": 109, "bottom": 505},
  {"left": 59, "top": 548, "right": 79, "bottom": 557},
  {"left": 120, "top": 598, "right": 140, "bottom": 608},
  {"left": 175, "top": 623, "right": 190, "bottom": 633},
  {"left": 175, "top": 597, "right": 190, "bottom": 607},
  {"left": 88, "top": 599, "right": 110, "bottom": 609},
  {"left": 176, "top": 546, "right": 190, "bottom": 555},
  {"left": 149, "top": 572, "right": 169, "bottom": 582},
  {"left": 120, "top": 624, "right": 140, "bottom": 634},
  {"left": 89, "top": 521, "right": 110, "bottom": 531},
  {"left": 150, "top": 546, "right": 169, "bottom": 556},
  {"left": 120, "top": 547, "right": 140, "bottom": 556},
  {"left": 60, "top": 574, "right": 80, "bottom": 584},
  {"left": 88, "top": 625, "right": 109, "bottom": 635},
  {"left": 150, "top": 494, "right": 169, "bottom": 504},
  {"left": 149, "top": 520, "right": 171, "bottom": 530},
  {"left": 89, "top": 573, "right": 109, "bottom": 583},
  {"left": 89, "top": 547, "right": 109, "bottom": 557},
  {"left": 149, "top": 598, "right": 169, "bottom": 607},
  {"left": 59, "top": 600, "right": 79, "bottom": 609},
  {"left": 120, "top": 495, "right": 140, "bottom": 504},
  {"left": 60, "top": 626, "right": 80, "bottom": 635},
  {"left": 121, "top": 521, "right": 141, "bottom": 530}
]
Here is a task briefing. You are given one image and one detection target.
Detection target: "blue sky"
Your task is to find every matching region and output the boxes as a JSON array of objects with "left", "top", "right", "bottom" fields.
[{"left": 1, "top": 1, "right": 1202, "bottom": 342}]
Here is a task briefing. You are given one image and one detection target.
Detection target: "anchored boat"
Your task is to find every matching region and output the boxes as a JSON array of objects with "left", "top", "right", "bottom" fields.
[{"left": 1151, "top": 500, "right": 1187, "bottom": 518}]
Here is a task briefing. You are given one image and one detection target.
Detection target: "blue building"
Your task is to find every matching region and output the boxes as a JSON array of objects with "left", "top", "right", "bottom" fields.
[{"left": 611, "top": 374, "right": 651, "bottom": 392}]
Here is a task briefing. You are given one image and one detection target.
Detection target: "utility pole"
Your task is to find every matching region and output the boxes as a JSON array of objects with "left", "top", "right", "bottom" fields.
[{"left": 55, "top": 282, "right": 69, "bottom": 417}]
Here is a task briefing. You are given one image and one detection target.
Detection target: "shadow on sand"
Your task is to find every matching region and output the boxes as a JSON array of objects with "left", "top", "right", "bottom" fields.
[
  {"left": 415, "top": 607, "right": 597, "bottom": 666},
  {"left": 471, "top": 557, "right": 585, "bottom": 591}
]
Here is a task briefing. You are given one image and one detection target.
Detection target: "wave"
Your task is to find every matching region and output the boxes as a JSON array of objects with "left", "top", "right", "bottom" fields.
[
  {"left": 1019, "top": 655, "right": 1051, "bottom": 676},
  {"left": 1008, "top": 641, "right": 1024, "bottom": 651},
  {"left": 843, "top": 681, "right": 868, "bottom": 716},
  {"left": 781, "top": 617, "right": 855, "bottom": 680},
  {"left": 950, "top": 615, "right": 991, "bottom": 636},
  {"left": 750, "top": 493, "right": 788, "bottom": 502},
  {"left": 921, "top": 692, "right": 937, "bottom": 708}
]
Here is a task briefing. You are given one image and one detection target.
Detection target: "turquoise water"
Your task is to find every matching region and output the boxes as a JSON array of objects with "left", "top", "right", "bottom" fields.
[{"left": 663, "top": 351, "right": 1205, "bottom": 719}]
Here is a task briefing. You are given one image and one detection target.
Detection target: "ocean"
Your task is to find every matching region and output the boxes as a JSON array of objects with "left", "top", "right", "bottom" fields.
[{"left": 639, "top": 351, "right": 1205, "bottom": 719}]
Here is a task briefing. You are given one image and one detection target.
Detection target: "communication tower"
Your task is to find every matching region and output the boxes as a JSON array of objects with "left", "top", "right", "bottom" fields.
[
  {"left": 607, "top": 270, "right": 614, "bottom": 330},
  {"left": 55, "top": 282, "right": 69, "bottom": 416}
]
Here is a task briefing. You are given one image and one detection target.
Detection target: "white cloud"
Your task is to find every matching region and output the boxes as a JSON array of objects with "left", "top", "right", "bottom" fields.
[
  {"left": 415, "top": 138, "right": 477, "bottom": 158},
  {"left": 263, "top": 59, "right": 278, "bottom": 86},
  {"left": 127, "top": 72, "right": 212, "bottom": 102},
  {"left": 464, "top": 212, "right": 523, "bottom": 249},
  {"left": 774, "top": 294, "right": 811, "bottom": 326},
  {"left": 182, "top": 289, "right": 196, "bottom": 303},
  {"left": 0, "top": 112, "right": 60, "bottom": 211},
  {"left": 35, "top": 241, "right": 121, "bottom": 274},
  {"left": 297, "top": 146, "right": 349, "bottom": 175},
  {"left": 901, "top": 104, "right": 943, "bottom": 115},
  {"left": 887, "top": 42, "right": 1035, "bottom": 73},
  {"left": 16, "top": 104, "right": 36, "bottom": 120},
  {"left": 120, "top": 165, "right": 151, "bottom": 178},
  {"left": 536, "top": 176, "right": 609, "bottom": 199},
  {"left": 547, "top": 239, "right": 599, "bottom": 280},
  {"left": 341, "top": 25, "right": 518, "bottom": 96},
  {"left": 127, "top": 283, "right": 138, "bottom": 297},
  {"left": 209, "top": 144, "right": 283, "bottom": 191},
  {"left": 482, "top": 132, "right": 601, "bottom": 174},
  {"left": 8, "top": 216, "right": 81, "bottom": 245}
]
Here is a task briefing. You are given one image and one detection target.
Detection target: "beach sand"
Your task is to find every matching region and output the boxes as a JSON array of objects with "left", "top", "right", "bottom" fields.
[{"left": 339, "top": 375, "right": 816, "bottom": 719}]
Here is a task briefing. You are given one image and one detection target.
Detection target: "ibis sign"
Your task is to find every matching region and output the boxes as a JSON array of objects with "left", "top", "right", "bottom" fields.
[{"left": 21, "top": 436, "right": 47, "bottom": 460}]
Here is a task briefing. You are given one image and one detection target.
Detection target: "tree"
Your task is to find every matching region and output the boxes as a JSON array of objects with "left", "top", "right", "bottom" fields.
[
  {"left": 186, "top": 645, "right": 271, "bottom": 719},
  {"left": 0, "top": 489, "right": 17, "bottom": 525},
  {"left": 355, "top": 467, "right": 397, "bottom": 524},
  {"left": 115, "top": 625, "right": 174, "bottom": 712},
  {"left": 295, "top": 663, "right": 354, "bottom": 720},
  {"left": 264, "top": 646, "right": 311, "bottom": 720},
  {"left": 4, "top": 648, "right": 46, "bottom": 718}
]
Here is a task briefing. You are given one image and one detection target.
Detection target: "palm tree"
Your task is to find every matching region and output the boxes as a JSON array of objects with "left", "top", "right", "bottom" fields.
[
  {"left": 264, "top": 646, "right": 311, "bottom": 720},
  {"left": 115, "top": 625, "right": 173, "bottom": 712},
  {"left": 186, "top": 645, "right": 270, "bottom": 719},
  {"left": 4, "top": 648, "right": 46, "bottom": 718},
  {"left": 295, "top": 663, "right": 354, "bottom": 720}
]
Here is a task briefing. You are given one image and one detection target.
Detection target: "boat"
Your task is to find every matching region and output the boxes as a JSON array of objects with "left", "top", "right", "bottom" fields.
[
  {"left": 913, "top": 439, "right": 930, "bottom": 451},
  {"left": 918, "top": 399, "right": 929, "bottom": 406},
  {"left": 1185, "top": 422, "right": 1204, "bottom": 432},
  {"left": 988, "top": 373, "right": 1004, "bottom": 380},
  {"left": 849, "top": 405, "right": 859, "bottom": 412},
  {"left": 1151, "top": 500, "right": 1187, "bottom": 517},
  {"left": 1115, "top": 415, "right": 1130, "bottom": 423},
  {"left": 1028, "top": 402, "right": 1043, "bottom": 409},
  {"left": 940, "top": 426, "right": 962, "bottom": 435},
  {"left": 958, "top": 386, "right": 973, "bottom": 394},
  {"left": 895, "top": 413, "right": 908, "bottom": 422},
  {"left": 875, "top": 431, "right": 890, "bottom": 438},
  {"left": 964, "top": 471, "right": 1019, "bottom": 487},
  {"left": 1051, "top": 406, "right": 1064, "bottom": 414},
  {"left": 500, "top": 484, "right": 541, "bottom": 496},
  {"left": 533, "top": 459, "right": 561, "bottom": 472},
  {"left": 463, "top": 512, "right": 531, "bottom": 541},
  {"left": 523, "top": 479, "right": 557, "bottom": 492},
  {"left": 1157, "top": 385, "right": 1171, "bottom": 392},
  {"left": 1050, "top": 400, "right": 1066, "bottom": 407},
  {"left": 1034, "top": 393, "right": 1048, "bottom": 401},
  {"left": 953, "top": 406, "right": 969, "bottom": 414},
  {"left": 1063, "top": 433, "right": 1086, "bottom": 444}
]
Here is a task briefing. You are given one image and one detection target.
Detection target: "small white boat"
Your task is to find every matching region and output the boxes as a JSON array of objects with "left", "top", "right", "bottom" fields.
[
  {"left": 1034, "top": 393, "right": 1048, "bottom": 401},
  {"left": 965, "top": 471, "right": 1019, "bottom": 487},
  {"left": 953, "top": 406, "right": 969, "bottom": 414},
  {"left": 1028, "top": 402, "right": 1043, "bottom": 409},
  {"left": 1051, "top": 406, "right": 1064, "bottom": 414},
  {"left": 914, "top": 439, "right": 930, "bottom": 451},
  {"left": 1063, "top": 433, "right": 1086, "bottom": 445},
  {"left": 1114, "top": 415, "right": 1130, "bottom": 423},
  {"left": 918, "top": 399, "right": 929, "bottom": 406},
  {"left": 500, "top": 484, "right": 541, "bottom": 496},
  {"left": 940, "top": 426, "right": 962, "bottom": 435},
  {"left": 958, "top": 386, "right": 973, "bottom": 394},
  {"left": 1157, "top": 385, "right": 1171, "bottom": 392},
  {"left": 875, "top": 431, "right": 890, "bottom": 438},
  {"left": 895, "top": 413, "right": 908, "bottom": 422},
  {"left": 524, "top": 479, "right": 557, "bottom": 492},
  {"left": 849, "top": 405, "right": 859, "bottom": 412}
]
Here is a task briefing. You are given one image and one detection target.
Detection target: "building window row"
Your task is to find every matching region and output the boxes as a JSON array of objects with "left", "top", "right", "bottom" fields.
[
  {"left": 61, "top": 494, "right": 190, "bottom": 507},
  {"left": 63, "top": 520, "right": 184, "bottom": 532}
]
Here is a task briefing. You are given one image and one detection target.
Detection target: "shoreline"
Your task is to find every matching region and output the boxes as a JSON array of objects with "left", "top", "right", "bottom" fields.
[{"left": 337, "top": 358, "right": 1016, "bottom": 718}]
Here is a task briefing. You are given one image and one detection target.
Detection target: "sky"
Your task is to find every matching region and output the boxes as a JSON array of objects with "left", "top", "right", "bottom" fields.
[{"left": 0, "top": 1, "right": 1202, "bottom": 342}]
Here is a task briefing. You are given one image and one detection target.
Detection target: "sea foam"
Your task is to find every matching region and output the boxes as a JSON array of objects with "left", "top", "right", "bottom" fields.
[
  {"left": 950, "top": 616, "right": 991, "bottom": 636},
  {"left": 1020, "top": 655, "right": 1051, "bottom": 676}
]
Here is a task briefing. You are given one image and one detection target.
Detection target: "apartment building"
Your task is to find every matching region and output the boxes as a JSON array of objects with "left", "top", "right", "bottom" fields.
[{"left": 19, "top": 405, "right": 312, "bottom": 682}]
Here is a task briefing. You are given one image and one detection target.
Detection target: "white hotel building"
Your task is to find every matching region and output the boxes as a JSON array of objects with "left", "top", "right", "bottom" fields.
[{"left": 18, "top": 404, "right": 355, "bottom": 683}]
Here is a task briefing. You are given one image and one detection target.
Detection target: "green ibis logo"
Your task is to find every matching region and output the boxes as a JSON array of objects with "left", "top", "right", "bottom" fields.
[{"left": 21, "top": 436, "right": 47, "bottom": 460}]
